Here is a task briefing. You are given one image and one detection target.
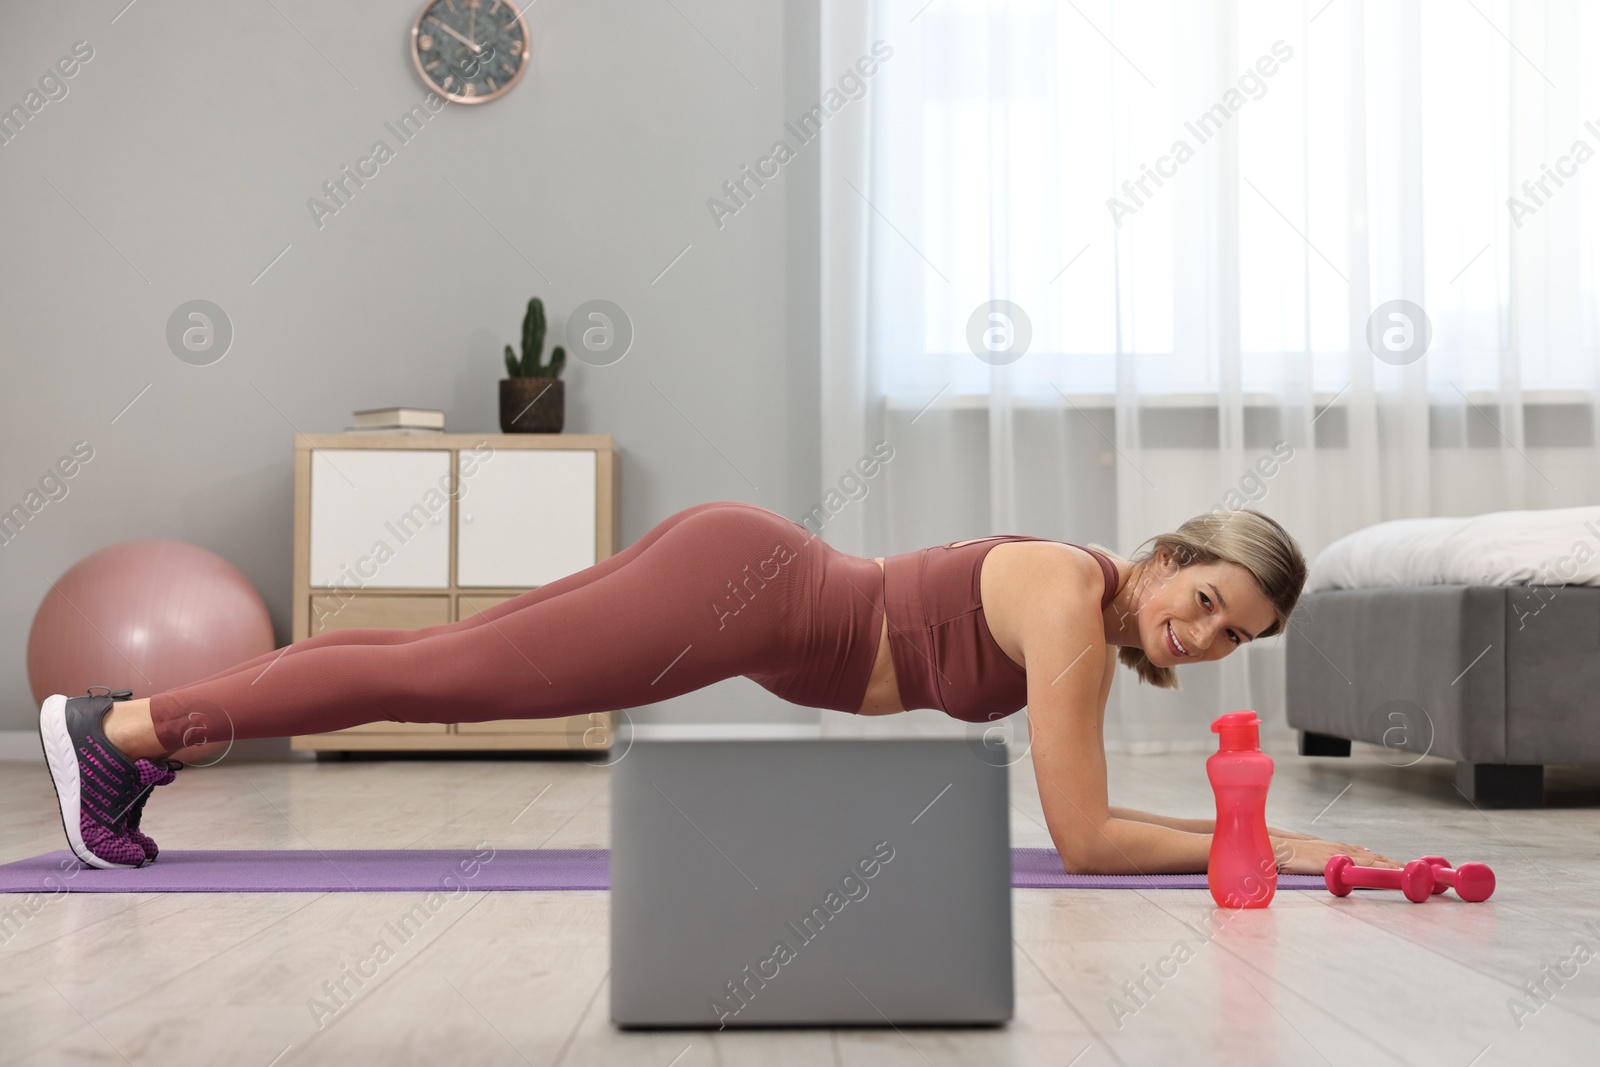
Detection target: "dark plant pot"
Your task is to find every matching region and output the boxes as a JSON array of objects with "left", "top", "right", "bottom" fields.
[{"left": 499, "top": 378, "right": 564, "bottom": 433}]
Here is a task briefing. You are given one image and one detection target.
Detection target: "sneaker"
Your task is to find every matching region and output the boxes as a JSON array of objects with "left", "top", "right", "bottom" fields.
[{"left": 38, "top": 687, "right": 179, "bottom": 869}]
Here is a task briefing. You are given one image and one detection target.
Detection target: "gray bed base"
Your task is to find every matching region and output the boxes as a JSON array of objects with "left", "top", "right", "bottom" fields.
[{"left": 1285, "top": 585, "right": 1597, "bottom": 807}]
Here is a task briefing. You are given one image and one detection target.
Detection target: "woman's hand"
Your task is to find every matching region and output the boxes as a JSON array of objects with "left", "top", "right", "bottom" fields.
[
  {"left": 1267, "top": 826, "right": 1316, "bottom": 841},
  {"left": 1260, "top": 825, "right": 1324, "bottom": 844},
  {"left": 1270, "top": 834, "right": 1400, "bottom": 875}
]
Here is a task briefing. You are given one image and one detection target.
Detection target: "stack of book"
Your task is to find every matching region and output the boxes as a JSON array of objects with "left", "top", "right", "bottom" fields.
[{"left": 344, "top": 407, "right": 445, "bottom": 434}]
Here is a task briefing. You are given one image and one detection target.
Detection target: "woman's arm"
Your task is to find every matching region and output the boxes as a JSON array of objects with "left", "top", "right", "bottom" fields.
[
  {"left": 1016, "top": 560, "right": 1398, "bottom": 874},
  {"left": 1107, "top": 807, "right": 1400, "bottom": 871},
  {"left": 1018, "top": 567, "right": 1212, "bottom": 873},
  {"left": 1109, "top": 806, "right": 1314, "bottom": 840},
  {"left": 1108, "top": 807, "right": 1211, "bottom": 834}
]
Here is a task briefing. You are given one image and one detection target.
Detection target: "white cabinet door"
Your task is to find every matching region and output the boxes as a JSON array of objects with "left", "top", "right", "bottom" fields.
[
  {"left": 309, "top": 450, "right": 451, "bottom": 588},
  {"left": 457, "top": 450, "right": 597, "bottom": 587}
]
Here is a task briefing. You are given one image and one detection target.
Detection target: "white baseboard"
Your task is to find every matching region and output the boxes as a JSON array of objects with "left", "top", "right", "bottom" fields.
[
  {"left": 0, "top": 730, "right": 40, "bottom": 761},
  {"left": 627, "top": 723, "right": 822, "bottom": 742}
]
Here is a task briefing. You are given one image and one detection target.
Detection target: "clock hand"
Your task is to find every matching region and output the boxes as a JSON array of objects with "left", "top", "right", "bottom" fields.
[{"left": 429, "top": 16, "right": 483, "bottom": 53}]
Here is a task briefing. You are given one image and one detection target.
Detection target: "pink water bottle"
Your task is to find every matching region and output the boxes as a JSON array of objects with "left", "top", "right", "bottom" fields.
[{"left": 1206, "top": 711, "right": 1277, "bottom": 909}]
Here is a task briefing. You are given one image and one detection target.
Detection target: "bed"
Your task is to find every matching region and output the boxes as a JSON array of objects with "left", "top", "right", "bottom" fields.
[{"left": 1285, "top": 507, "right": 1600, "bottom": 806}]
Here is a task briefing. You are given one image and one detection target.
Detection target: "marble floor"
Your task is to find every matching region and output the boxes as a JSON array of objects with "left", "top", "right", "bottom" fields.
[{"left": 2, "top": 745, "right": 1598, "bottom": 1066}]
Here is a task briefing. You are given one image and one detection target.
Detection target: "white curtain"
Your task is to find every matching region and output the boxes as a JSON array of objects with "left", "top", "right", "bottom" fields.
[{"left": 820, "top": 0, "right": 1600, "bottom": 749}]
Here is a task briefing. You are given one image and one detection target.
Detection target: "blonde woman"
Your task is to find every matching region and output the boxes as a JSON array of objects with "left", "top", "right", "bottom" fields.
[{"left": 41, "top": 500, "right": 1397, "bottom": 873}]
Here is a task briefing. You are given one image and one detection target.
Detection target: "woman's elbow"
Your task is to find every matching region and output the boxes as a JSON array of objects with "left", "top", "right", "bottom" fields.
[{"left": 1057, "top": 839, "right": 1116, "bottom": 876}]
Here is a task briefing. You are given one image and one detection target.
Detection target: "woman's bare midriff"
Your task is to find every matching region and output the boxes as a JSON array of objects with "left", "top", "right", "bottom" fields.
[
  {"left": 854, "top": 558, "right": 903, "bottom": 715},
  {"left": 854, "top": 540, "right": 1005, "bottom": 716}
]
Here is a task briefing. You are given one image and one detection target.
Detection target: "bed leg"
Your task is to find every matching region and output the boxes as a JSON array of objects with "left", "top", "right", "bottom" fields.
[
  {"left": 1298, "top": 731, "right": 1351, "bottom": 757},
  {"left": 1455, "top": 762, "right": 1544, "bottom": 807}
]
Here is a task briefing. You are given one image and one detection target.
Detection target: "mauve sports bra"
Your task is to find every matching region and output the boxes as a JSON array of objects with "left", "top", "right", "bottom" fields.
[{"left": 879, "top": 536, "right": 1121, "bottom": 724}]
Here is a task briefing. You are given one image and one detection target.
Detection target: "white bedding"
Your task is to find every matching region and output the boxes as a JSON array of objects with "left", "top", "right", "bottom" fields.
[{"left": 1305, "top": 506, "right": 1600, "bottom": 591}]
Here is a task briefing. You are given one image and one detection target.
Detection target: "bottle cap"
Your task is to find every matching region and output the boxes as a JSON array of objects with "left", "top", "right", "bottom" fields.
[{"left": 1211, "top": 710, "right": 1262, "bottom": 751}]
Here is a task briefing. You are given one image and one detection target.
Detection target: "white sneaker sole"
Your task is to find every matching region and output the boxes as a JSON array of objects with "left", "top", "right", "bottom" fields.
[{"left": 38, "top": 694, "right": 140, "bottom": 870}]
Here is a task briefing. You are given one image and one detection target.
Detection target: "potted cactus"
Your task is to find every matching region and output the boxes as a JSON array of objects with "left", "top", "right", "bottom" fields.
[{"left": 500, "top": 296, "right": 567, "bottom": 433}]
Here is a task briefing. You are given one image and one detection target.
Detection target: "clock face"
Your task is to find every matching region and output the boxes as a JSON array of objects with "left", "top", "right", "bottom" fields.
[{"left": 411, "top": 0, "right": 529, "bottom": 104}]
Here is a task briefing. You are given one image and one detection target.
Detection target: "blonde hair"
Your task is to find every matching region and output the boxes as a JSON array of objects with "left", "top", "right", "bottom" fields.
[{"left": 1113, "top": 509, "right": 1308, "bottom": 690}]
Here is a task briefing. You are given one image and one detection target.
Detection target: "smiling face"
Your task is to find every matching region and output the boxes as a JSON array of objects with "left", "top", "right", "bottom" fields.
[{"left": 1132, "top": 551, "right": 1281, "bottom": 668}]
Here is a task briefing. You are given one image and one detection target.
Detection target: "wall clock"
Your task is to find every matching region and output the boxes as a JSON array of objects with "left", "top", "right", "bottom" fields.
[{"left": 410, "top": 0, "right": 529, "bottom": 104}]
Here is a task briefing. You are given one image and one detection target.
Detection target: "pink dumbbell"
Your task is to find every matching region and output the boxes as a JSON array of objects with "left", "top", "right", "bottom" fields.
[
  {"left": 1418, "top": 855, "right": 1496, "bottom": 902},
  {"left": 1324, "top": 855, "right": 1438, "bottom": 903}
]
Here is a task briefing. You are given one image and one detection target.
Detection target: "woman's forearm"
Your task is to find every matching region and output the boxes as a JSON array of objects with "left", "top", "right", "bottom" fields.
[
  {"left": 1108, "top": 805, "right": 1212, "bottom": 835},
  {"left": 1109, "top": 805, "right": 1313, "bottom": 840},
  {"left": 1073, "top": 820, "right": 1398, "bottom": 876},
  {"left": 1067, "top": 817, "right": 1213, "bottom": 875}
]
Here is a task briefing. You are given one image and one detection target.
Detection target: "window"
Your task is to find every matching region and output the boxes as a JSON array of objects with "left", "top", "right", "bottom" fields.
[{"left": 871, "top": 0, "right": 1600, "bottom": 399}]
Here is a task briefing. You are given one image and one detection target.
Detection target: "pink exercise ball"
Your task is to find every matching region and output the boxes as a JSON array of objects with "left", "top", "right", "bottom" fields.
[{"left": 27, "top": 539, "right": 275, "bottom": 705}]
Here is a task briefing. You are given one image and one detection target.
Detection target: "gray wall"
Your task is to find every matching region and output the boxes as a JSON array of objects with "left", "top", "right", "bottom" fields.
[{"left": 0, "top": 0, "right": 822, "bottom": 734}]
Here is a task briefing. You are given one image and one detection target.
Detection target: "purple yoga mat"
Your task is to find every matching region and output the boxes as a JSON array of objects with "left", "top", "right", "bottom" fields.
[
  {"left": 0, "top": 847, "right": 1325, "bottom": 894},
  {"left": 1012, "top": 849, "right": 1323, "bottom": 891}
]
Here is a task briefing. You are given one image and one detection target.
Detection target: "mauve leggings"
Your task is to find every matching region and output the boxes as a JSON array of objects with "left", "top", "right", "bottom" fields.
[{"left": 148, "top": 502, "right": 886, "bottom": 753}]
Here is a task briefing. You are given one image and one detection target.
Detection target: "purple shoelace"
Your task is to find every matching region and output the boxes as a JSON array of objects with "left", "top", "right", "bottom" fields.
[
  {"left": 76, "top": 729, "right": 178, "bottom": 866},
  {"left": 125, "top": 759, "right": 181, "bottom": 861}
]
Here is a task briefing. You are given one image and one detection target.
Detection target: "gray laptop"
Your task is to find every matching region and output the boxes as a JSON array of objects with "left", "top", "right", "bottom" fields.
[{"left": 610, "top": 739, "right": 1013, "bottom": 1028}]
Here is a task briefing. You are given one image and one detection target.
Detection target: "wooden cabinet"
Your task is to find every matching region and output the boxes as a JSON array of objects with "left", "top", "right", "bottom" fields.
[
  {"left": 309, "top": 594, "right": 452, "bottom": 635},
  {"left": 288, "top": 432, "right": 619, "bottom": 753},
  {"left": 455, "top": 592, "right": 524, "bottom": 618}
]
